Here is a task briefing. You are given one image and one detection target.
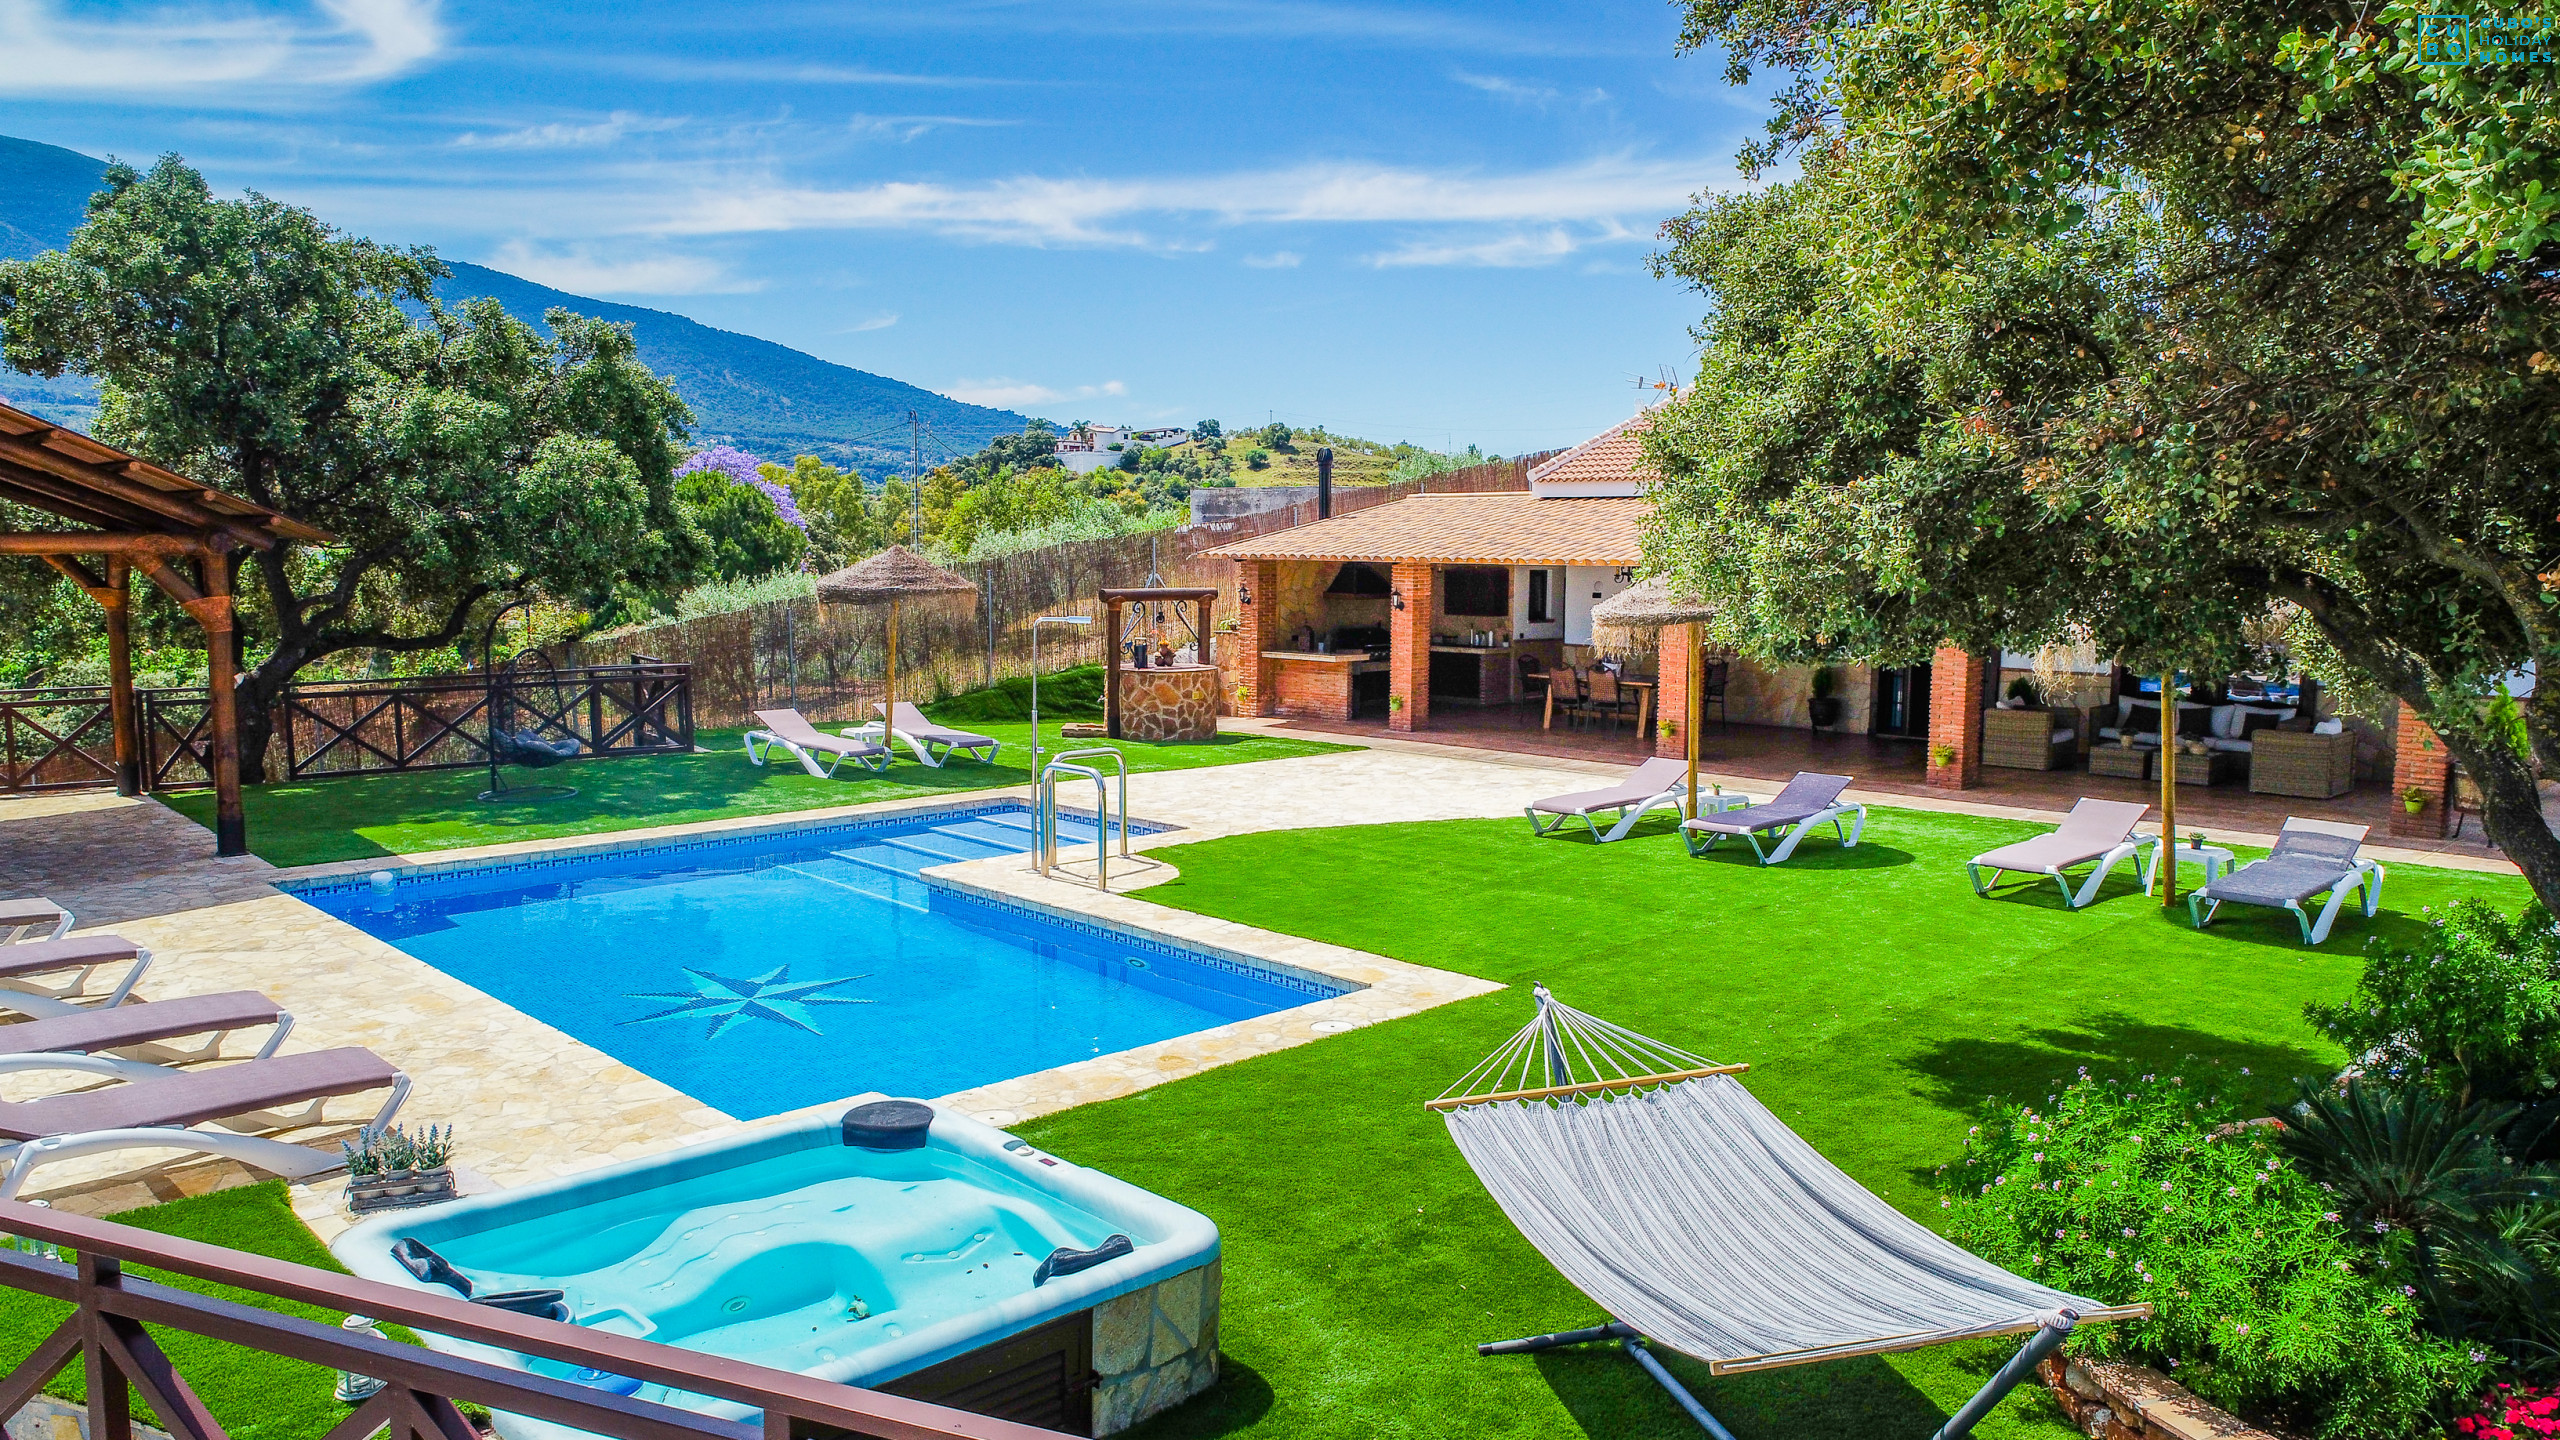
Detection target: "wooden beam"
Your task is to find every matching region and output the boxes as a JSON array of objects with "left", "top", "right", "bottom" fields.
[
  {"left": 0, "top": 468, "right": 146, "bottom": 533},
  {"left": 0, "top": 435, "right": 272, "bottom": 549},
  {"left": 0, "top": 532, "right": 213, "bottom": 557}
]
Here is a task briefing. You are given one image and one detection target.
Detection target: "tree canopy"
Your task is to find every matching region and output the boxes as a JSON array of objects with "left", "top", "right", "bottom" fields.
[
  {"left": 0, "top": 155, "right": 705, "bottom": 779},
  {"left": 1647, "top": 0, "right": 2560, "bottom": 902}
]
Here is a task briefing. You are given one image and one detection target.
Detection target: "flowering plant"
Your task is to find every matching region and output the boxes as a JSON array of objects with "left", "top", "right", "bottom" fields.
[
  {"left": 678, "top": 445, "right": 806, "bottom": 531},
  {"left": 1938, "top": 1064, "right": 2483, "bottom": 1439},
  {"left": 2456, "top": 1383, "right": 2560, "bottom": 1439}
]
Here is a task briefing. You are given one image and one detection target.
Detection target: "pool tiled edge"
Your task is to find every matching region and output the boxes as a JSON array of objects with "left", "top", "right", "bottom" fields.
[{"left": 906, "top": 853, "right": 1504, "bottom": 1129}]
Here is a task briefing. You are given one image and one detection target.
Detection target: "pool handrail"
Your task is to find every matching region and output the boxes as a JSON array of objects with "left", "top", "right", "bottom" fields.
[
  {"left": 1035, "top": 748, "right": 1129, "bottom": 890},
  {"left": 0, "top": 1197, "right": 1075, "bottom": 1440}
]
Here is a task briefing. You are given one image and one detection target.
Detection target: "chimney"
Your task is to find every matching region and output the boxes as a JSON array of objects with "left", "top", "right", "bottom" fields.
[{"left": 1317, "top": 446, "right": 1334, "bottom": 518}]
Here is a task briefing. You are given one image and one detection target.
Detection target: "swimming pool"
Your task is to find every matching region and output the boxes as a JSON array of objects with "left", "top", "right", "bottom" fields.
[{"left": 289, "top": 803, "right": 1348, "bottom": 1119}]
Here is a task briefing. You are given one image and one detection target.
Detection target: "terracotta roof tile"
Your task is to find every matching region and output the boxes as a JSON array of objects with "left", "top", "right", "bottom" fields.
[
  {"left": 1199, "top": 492, "right": 1645, "bottom": 566},
  {"left": 1528, "top": 411, "right": 1657, "bottom": 488}
]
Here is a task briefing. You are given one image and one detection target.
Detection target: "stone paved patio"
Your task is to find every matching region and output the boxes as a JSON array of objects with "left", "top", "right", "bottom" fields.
[{"left": 0, "top": 722, "right": 2522, "bottom": 1238}]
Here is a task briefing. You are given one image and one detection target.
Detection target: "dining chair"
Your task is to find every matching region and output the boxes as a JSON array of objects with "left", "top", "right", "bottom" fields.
[
  {"left": 1549, "top": 665, "right": 1588, "bottom": 729},
  {"left": 1586, "top": 668, "right": 1631, "bottom": 734},
  {"left": 1701, "top": 659, "right": 1731, "bottom": 732},
  {"left": 1517, "top": 654, "right": 1550, "bottom": 708}
]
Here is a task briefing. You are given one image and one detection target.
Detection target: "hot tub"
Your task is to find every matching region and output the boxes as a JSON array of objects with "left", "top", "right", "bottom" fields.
[{"left": 332, "top": 1101, "right": 1221, "bottom": 1438}]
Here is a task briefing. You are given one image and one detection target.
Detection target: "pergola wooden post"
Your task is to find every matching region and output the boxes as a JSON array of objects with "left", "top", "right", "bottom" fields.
[{"left": 0, "top": 403, "right": 331, "bottom": 857}]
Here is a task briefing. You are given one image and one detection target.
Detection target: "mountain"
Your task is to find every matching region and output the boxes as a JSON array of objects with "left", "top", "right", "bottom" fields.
[{"left": 0, "top": 134, "right": 1031, "bottom": 475}]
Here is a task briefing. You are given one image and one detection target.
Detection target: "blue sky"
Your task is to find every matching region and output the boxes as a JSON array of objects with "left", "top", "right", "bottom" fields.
[{"left": 0, "top": 0, "right": 1770, "bottom": 453}]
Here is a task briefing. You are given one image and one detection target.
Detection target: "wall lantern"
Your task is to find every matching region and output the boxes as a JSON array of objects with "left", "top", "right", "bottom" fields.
[
  {"left": 1237, "top": 580, "right": 1253, "bottom": 606},
  {"left": 1392, "top": 589, "right": 1407, "bottom": 611}
]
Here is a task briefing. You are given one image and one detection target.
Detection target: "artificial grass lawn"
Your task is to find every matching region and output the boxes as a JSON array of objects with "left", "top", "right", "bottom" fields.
[
  {"left": 164, "top": 718, "right": 1353, "bottom": 867},
  {"left": 1014, "top": 807, "right": 2533, "bottom": 1440},
  {"left": 0, "top": 1181, "right": 409, "bottom": 1440}
]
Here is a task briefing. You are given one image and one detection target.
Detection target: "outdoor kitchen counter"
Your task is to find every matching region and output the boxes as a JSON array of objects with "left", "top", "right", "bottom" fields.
[
  {"left": 1259, "top": 650, "right": 1381, "bottom": 663},
  {"left": 1259, "top": 650, "right": 1387, "bottom": 723}
]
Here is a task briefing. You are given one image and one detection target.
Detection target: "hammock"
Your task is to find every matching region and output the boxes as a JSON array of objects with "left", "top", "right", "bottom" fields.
[{"left": 1434, "top": 987, "right": 2148, "bottom": 1440}]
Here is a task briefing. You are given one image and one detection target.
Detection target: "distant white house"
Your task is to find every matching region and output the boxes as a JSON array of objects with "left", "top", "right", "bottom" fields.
[{"left": 1052, "top": 424, "right": 1190, "bottom": 474}]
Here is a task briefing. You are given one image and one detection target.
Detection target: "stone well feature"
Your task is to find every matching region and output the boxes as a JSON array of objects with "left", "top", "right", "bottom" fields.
[
  {"left": 1091, "top": 1258, "right": 1221, "bottom": 1433},
  {"left": 1116, "top": 664, "right": 1222, "bottom": 742}
]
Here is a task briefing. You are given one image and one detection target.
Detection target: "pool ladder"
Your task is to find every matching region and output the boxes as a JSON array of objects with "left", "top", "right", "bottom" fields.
[{"left": 1035, "top": 748, "right": 1129, "bottom": 890}]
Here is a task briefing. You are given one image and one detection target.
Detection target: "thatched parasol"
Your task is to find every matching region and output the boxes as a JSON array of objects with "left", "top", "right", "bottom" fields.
[
  {"left": 1589, "top": 578, "right": 1718, "bottom": 818},
  {"left": 816, "top": 545, "right": 978, "bottom": 762}
]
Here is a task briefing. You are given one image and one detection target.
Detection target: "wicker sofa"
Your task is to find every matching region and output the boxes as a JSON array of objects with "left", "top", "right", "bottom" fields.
[
  {"left": 1982, "top": 705, "right": 2081, "bottom": 771},
  {"left": 2249, "top": 728, "right": 2357, "bottom": 799}
]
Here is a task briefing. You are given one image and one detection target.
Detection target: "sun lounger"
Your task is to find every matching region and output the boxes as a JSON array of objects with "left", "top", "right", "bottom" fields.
[
  {"left": 1526, "top": 758, "right": 1693, "bottom": 842},
  {"left": 0, "top": 934, "right": 151, "bottom": 1020},
  {"left": 0, "top": 990, "right": 292, "bottom": 1080},
  {"left": 2189, "top": 819, "right": 2384, "bottom": 945},
  {"left": 1679, "top": 772, "right": 1864, "bottom": 864},
  {"left": 868, "top": 702, "right": 1000, "bottom": 768},
  {"left": 744, "top": 708, "right": 892, "bottom": 779},
  {"left": 0, "top": 899, "right": 70, "bottom": 945},
  {"left": 1966, "top": 798, "right": 2157, "bottom": 909},
  {"left": 0, "top": 1046, "right": 409, "bottom": 1200}
]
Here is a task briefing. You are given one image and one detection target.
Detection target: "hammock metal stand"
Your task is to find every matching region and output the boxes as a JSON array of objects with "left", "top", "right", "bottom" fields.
[{"left": 1434, "top": 986, "right": 2139, "bottom": 1440}]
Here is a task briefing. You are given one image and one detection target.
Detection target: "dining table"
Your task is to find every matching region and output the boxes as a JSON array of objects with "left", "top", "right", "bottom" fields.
[{"left": 1543, "top": 671, "right": 1658, "bottom": 734}]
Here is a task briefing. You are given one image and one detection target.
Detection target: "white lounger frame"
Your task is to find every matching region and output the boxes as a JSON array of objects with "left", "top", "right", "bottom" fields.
[
  {"left": 1682, "top": 803, "right": 1868, "bottom": 865},
  {"left": 0, "top": 947, "right": 153, "bottom": 1022},
  {"left": 1967, "top": 836, "right": 2159, "bottom": 910},
  {"left": 0, "top": 908, "right": 71, "bottom": 945},
  {"left": 877, "top": 729, "right": 999, "bottom": 769},
  {"left": 742, "top": 728, "right": 889, "bottom": 779},
  {"left": 2190, "top": 858, "right": 2386, "bottom": 945},
  {"left": 0, "top": 1009, "right": 294, "bottom": 1082},
  {"left": 1526, "top": 785, "right": 1688, "bottom": 843},
  {"left": 0, "top": 1066, "right": 409, "bottom": 1201}
]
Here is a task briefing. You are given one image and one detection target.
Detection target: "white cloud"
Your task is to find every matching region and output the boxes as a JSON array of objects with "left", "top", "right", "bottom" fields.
[
  {"left": 455, "top": 111, "right": 679, "bottom": 150},
  {"left": 947, "top": 378, "right": 1126, "bottom": 408},
  {"left": 486, "top": 240, "right": 759, "bottom": 296},
  {"left": 0, "top": 0, "right": 441, "bottom": 95},
  {"left": 652, "top": 155, "right": 1722, "bottom": 250},
  {"left": 848, "top": 113, "right": 1020, "bottom": 143},
  {"left": 1242, "top": 250, "right": 1303, "bottom": 269},
  {"left": 1452, "top": 71, "right": 1558, "bottom": 105},
  {"left": 1365, "top": 227, "right": 1599, "bottom": 268},
  {"left": 841, "top": 313, "right": 900, "bottom": 332}
]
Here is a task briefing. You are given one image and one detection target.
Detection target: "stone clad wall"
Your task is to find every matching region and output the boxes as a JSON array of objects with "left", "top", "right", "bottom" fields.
[
  {"left": 1091, "top": 1259, "right": 1221, "bottom": 1434},
  {"left": 1118, "top": 666, "right": 1221, "bottom": 741}
]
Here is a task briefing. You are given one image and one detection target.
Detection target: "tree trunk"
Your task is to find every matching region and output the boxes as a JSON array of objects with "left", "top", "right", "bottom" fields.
[
  {"left": 232, "top": 649, "right": 308, "bottom": 786},
  {"left": 2431, "top": 716, "right": 2560, "bottom": 913}
]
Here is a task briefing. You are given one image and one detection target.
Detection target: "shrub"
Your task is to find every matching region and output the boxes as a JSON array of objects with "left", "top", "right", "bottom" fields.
[
  {"left": 1258, "top": 421, "right": 1292, "bottom": 448},
  {"left": 1940, "top": 1066, "right": 2485, "bottom": 1439},
  {"left": 927, "top": 665, "right": 1105, "bottom": 723},
  {"left": 2306, "top": 900, "right": 2560, "bottom": 1111},
  {"left": 1244, "top": 448, "right": 1271, "bottom": 470}
]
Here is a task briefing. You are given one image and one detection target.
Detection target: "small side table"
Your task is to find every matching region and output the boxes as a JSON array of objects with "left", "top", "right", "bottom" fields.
[
  {"left": 2088, "top": 744, "right": 2153, "bottom": 781},
  {"left": 2154, "top": 843, "right": 2236, "bottom": 890},
  {"left": 2169, "top": 749, "right": 2245, "bottom": 787},
  {"left": 1695, "top": 790, "right": 1765, "bottom": 815}
]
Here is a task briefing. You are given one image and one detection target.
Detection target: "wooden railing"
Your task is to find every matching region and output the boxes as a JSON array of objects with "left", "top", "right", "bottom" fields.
[
  {"left": 0, "top": 661, "right": 694, "bottom": 796},
  {"left": 0, "top": 1200, "right": 1065, "bottom": 1440}
]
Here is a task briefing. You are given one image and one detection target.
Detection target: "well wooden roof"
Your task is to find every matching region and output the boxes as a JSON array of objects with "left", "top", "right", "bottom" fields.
[
  {"left": 1200, "top": 493, "right": 1646, "bottom": 566},
  {"left": 0, "top": 400, "right": 331, "bottom": 549}
]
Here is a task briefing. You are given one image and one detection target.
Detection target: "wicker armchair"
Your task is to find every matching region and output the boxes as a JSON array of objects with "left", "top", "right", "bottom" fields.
[
  {"left": 2248, "top": 728, "right": 2356, "bottom": 798},
  {"left": 1983, "top": 706, "right": 2081, "bottom": 771}
]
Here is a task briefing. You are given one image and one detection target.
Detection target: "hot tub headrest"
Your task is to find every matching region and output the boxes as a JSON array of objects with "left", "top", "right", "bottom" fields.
[
  {"left": 475, "top": 1288, "right": 568, "bottom": 1321},
  {"left": 1033, "top": 1233, "right": 1134, "bottom": 1286},
  {"left": 841, "top": 1099, "right": 936, "bottom": 1150},
  {"left": 392, "top": 1237, "right": 473, "bottom": 1298}
]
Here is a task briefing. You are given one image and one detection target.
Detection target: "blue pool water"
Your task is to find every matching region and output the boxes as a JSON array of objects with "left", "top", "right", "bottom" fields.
[{"left": 291, "top": 804, "right": 1344, "bottom": 1119}]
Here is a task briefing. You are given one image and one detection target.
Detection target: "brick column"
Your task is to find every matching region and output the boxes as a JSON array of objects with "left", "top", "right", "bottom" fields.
[
  {"left": 1654, "top": 624, "right": 1692, "bottom": 758},
  {"left": 1230, "top": 560, "right": 1278, "bottom": 717},
  {"left": 2390, "top": 700, "right": 2453, "bottom": 839},
  {"left": 1389, "top": 560, "right": 1434, "bottom": 731},
  {"left": 1926, "top": 646, "right": 1988, "bottom": 789}
]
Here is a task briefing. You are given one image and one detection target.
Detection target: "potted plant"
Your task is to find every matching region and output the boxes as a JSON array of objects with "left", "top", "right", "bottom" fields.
[
  {"left": 2400, "top": 784, "right": 2428, "bottom": 815},
  {"left": 1807, "top": 667, "right": 1843, "bottom": 730},
  {"left": 344, "top": 1122, "right": 457, "bottom": 1214},
  {"left": 2004, "top": 675, "right": 2042, "bottom": 708},
  {"left": 1929, "top": 742, "right": 1957, "bottom": 770}
]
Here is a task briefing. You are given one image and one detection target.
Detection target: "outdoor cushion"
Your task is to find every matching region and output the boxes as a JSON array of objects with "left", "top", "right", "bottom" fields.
[
  {"left": 0, "top": 991, "right": 283, "bottom": 1058},
  {"left": 2202, "top": 737, "right": 2253, "bottom": 753},
  {"left": 2238, "top": 711, "right": 2287, "bottom": 741},
  {"left": 0, "top": 1047, "right": 399, "bottom": 1143},
  {"left": 2199, "top": 825, "right": 2366, "bottom": 908},
  {"left": 2210, "top": 704, "right": 2240, "bottom": 739},
  {"left": 0, "top": 934, "right": 140, "bottom": 980},
  {"left": 1686, "top": 772, "right": 1852, "bottom": 833},
  {"left": 1530, "top": 758, "right": 1690, "bottom": 816}
]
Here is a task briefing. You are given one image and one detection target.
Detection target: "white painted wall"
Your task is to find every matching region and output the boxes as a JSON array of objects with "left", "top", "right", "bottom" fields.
[
  {"left": 1563, "top": 564, "right": 1632, "bottom": 646},
  {"left": 1512, "top": 566, "right": 1565, "bottom": 640}
]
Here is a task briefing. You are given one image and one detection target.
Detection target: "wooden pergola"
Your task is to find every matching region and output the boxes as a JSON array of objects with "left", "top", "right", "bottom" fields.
[{"left": 0, "top": 401, "right": 332, "bottom": 857}]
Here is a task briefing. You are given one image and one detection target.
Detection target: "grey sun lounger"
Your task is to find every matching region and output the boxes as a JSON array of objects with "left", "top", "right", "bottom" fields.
[
  {"left": 0, "top": 990, "right": 292, "bottom": 1079},
  {"left": 1526, "top": 757, "right": 1692, "bottom": 842},
  {"left": 0, "top": 1046, "right": 409, "bottom": 1200},
  {"left": 0, "top": 933, "right": 151, "bottom": 1019},
  {"left": 2189, "top": 819, "right": 2385, "bottom": 945},
  {"left": 744, "top": 708, "right": 892, "bottom": 778},
  {"left": 0, "top": 899, "right": 71, "bottom": 945},
  {"left": 1679, "top": 771, "right": 1865, "bottom": 865},
  {"left": 1967, "top": 798, "right": 2158, "bottom": 909},
  {"left": 869, "top": 702, "right": 1001, "bottom": 768}
]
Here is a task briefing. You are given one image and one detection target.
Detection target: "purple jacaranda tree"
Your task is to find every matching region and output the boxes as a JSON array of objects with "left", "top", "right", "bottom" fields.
[{"left": 678, "top": 444, "right": 806, "bottom": 530}]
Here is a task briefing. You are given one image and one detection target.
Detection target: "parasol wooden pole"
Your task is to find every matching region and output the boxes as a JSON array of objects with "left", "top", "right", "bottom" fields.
[
  {"left": 1686, "top": 627, "right": 1701, "bottom": 820},
  {"left": 884, "top": 599, "right": 899, "bottom": 762},
  {"left": 2159, "top": 672, "right": 2177, "bottom": 908}
]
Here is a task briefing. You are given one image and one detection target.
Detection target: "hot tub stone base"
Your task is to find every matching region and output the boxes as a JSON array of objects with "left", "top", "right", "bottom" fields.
[{"left": 1092, "top": 1258, "right": 1221, "bottom": 1434}]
